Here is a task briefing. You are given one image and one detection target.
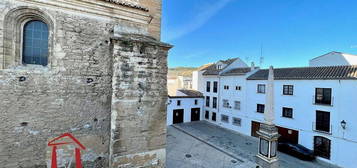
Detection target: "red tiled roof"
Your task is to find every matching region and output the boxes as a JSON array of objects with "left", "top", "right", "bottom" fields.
[
  {"left": 221, "top": 67, "right": 252, "bottom": 76},
  {"left": 247, "top": 65, "right": 357, "bottom": 80},
  {"left": 202, "top": 58, "right": 238, "bottom": 75},
  {"left": 177, "top": 89, "right": 203, "bottom": 97}
]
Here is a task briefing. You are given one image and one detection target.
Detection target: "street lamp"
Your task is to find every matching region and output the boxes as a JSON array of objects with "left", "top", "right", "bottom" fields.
[{"left": 341, "top": 120, "right": 347, "bottom": 129}]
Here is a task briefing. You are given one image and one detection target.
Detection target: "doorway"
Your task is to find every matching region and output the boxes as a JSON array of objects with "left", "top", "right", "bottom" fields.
[
  {"left": 251, "top": 121, "right": 260, "bottom": 137},
  {"left": 173, "top": 109, "right": 184, "bottom": 124},
  {"left": 191, "top": 108, "right": 200, "bottom": 122}
]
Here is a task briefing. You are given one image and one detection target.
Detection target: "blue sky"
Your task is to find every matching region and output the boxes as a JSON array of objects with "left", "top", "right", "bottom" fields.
[{"left": 162, "top": 0, "right": 357, "bottom": 68}]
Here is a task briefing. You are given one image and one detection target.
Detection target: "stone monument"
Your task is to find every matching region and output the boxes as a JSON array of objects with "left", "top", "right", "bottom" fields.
[{"left": 256, "top": 66, "right": 280, "bottom": 168}]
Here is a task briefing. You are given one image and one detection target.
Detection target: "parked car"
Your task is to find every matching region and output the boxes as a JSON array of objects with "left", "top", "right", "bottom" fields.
[{"left": 278, "top": 142, "right": 315, "bottom": 161}]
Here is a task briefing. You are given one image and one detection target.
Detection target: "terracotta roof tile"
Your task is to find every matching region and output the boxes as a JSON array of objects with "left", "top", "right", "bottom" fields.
[
  {"left": 247, "top": 65, "right": 357, "bottom": 80},
  {"left": 177, "top": 89, "right": 203, "bottom": 97},
  {"left": 202, "top": 58, "right": 238, "bottom": 75},
  {"left": 221, "top": 67, "right": 253, "bottom": 76}
]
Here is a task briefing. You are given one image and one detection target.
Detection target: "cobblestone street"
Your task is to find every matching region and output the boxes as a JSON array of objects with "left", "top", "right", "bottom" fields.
[{"left": 167, "top": 121, "right": 341, "bottom": 168}]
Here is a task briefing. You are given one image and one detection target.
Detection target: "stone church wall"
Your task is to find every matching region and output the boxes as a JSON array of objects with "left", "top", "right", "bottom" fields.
[{"left": 109, "top": 34, "right": 170, "bottom": 168}]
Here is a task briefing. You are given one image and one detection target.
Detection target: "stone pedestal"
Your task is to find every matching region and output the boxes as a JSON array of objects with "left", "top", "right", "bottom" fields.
[{"left": 256, "top": 123, "right": 280, "bottom": 168}]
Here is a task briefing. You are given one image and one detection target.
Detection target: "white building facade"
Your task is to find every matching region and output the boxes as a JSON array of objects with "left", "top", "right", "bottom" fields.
[
  {"left": 167, "top": 90, "right": 204, "bottom": 125},
  {"left": 189, "top": 54, "right": 357, "bottom": 168},
  {"left": 309, "top": 51, "right": 357, "bottom": 67}
]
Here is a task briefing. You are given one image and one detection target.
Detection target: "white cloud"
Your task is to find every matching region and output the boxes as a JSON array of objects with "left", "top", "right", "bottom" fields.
[{"left": 165, "top": 0, "right": 233, "bottom": 42}]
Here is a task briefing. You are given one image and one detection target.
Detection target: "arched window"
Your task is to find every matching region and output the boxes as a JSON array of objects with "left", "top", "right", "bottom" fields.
[{"left": 23, "top": 20, "right": 49, "bottom": 66}]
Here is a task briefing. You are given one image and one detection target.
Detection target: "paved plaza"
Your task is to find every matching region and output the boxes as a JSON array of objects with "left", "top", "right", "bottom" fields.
[{"left": 166, "top": 121, "right": 341, "bottom": 168}]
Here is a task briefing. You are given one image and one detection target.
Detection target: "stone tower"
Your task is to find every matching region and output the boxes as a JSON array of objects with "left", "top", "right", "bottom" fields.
[{"left": 0, "top": 0, "right": 171, "bottom": 167}]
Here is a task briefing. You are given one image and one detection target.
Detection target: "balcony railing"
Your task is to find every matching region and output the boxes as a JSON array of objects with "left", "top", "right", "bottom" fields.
[{"left": 312, "top": 122, "right": 332, "bottom": 135}]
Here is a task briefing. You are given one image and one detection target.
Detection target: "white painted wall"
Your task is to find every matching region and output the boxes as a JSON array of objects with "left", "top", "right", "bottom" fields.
[
  {"left": 309, "top": 52, "right": 357, "bottom": 67},
  {"left": 202, "top": 76, "right": 220, "bottom": 124},
  {"left": 177, "top": 76, "right": 192, "bottom": 89},
  {"left": 192, "top": 70, "right": 204, "bottom": 92},
  {"left": 245, "top": 79, "right": 357, "bottom": 168},
  {"left": 173, "top": 54, "right": 357, "bottom": 168},
  {"left": 199, "top": 74, "right": 357, "bottom": 168},
  {"left": 166, "top": 97, "right": 204, "bottom": 126},
  {"left": 220, "top": 58, "right": 249, "bottom": 74}
]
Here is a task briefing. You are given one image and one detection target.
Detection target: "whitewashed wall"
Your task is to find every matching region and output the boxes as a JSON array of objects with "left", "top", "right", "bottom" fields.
[
  {"left": 220, "top": 58, "right": 248, "bottom": 74},
  {"left": 309, "top": 52, "right": 357, "bottom": 67},
  {"left": 166, "top": 97, "right": 204, "bottom": 126},
  {"left": 245, "top": 79, "right": 357, "bottom": 168},
  {"left": 202, "top": 76, "right": 220, "bottom": 124},
  {"left": 186, "top": 54, "right": 357, "bottom": 168},
  {"left": 192, "top": 70, "right": 204, "bottom": 93},
  {"left": 199, "top": 75, "right": 357, "bottom": 168}
]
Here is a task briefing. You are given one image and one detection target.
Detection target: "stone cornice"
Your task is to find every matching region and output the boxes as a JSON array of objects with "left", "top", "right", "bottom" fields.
[
  {"left": 100, "top": 0, "right": 149, "bottom": 12},
  {"left": 17, "top": 0, "right": 152, "bottom": 24}
]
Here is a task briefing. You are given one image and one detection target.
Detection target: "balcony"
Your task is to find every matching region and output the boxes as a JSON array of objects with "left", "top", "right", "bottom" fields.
[{"left": 312, "top": 122, "right": 332, "bottom": 135}]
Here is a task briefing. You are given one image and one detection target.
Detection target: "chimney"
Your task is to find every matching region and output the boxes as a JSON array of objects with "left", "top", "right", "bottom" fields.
[{"left": 251, "top": 62, "right": 255, "bottom": 71}]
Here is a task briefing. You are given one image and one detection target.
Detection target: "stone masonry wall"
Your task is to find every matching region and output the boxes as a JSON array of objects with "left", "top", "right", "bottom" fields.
[
  {"left": 0, "top": 3, "right": 114, "bottom": 167},
  {"left": 0, "top": 0, "right": 166, "bottom": 168},
  {"left": 110, "top": 34, "right": 171, "bottom": 168}
]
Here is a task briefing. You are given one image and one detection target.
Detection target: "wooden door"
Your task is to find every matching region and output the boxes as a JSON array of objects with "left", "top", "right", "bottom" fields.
[
  {"left": 314, "top": 136, "right": 331, "bottom": 159},
  {"left": 191, "top": 108, "right": 200, "bottom": 122},
  {"left": 277, "top": 126, "right": 299, "bottom": 144},
  {"left": 173, "top": 109, "right": 184, "bottom": 124},
  {"left": 251, "top": 121, "right": 261, "bottom": 137}
]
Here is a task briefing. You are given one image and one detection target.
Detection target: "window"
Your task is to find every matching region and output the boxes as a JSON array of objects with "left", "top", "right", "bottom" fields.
[
  {"left": 232, "top": 117, "right": 241, "bottom": 126},
  {"left": 224, "top": 85, "right": 229, "bottom": 90},
  {"left": 257, "top": 104, "right": 265, "bottom": 113},
  {"left": 234, "top": 101, "right": 241, "bottom": 110},
  {"left": 314, "top": 136, "right": 331, "bottom": 159},
  {"left": 212, "top": 112, "right": 216, "bottom": 121},
  {"left": 206, "top": 81, "right": 211, "bottom": 92},
  {"left": 221, "top": 115, "right": 229, "bottom": 123},
  {"left": 213, "top": 81, "right": 218, "bottom": 93},
  {"left": 205, "top": 111, "right": 209, "bottom": 119},
  {"left": 23, "top": 20, "right": 49, "bottom": 66},
  {"left": 177, "top": 100, "right": 181, "bottom": 106},
  {"left": 257, "top": 84, "right": 266, "bottom": 93},
  {"left": 206, "top": 96, "right": 210, "bottom": 107},
  {"left": 315, "top": 111, "right": 330, "bottom": 133},
  {"left": 223, "top": 99, "right": 229, "bottom": 108},
  {"left": 236, "top": 86, "right": 242, "bottom": 90},
  {"left": 3, "top": 8, "right": 53, "bottom": 68},
  {"left": 282, "top": 107, "right": 293, "bottom": 118},
  {"left": 218, "top": 65, "right": 222, "bottom": 69},
  {"left": 194, "top": 99, "right": 198, "bottom": 105},
  {"left": 315, "top": 88, "right": 332, "bottom": 105},
  {"left": 283, "top": 85, "right": 294, "bottom": 95},
  {"left": 213, "top": 97, "right": 217, "bottom": 109}
]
